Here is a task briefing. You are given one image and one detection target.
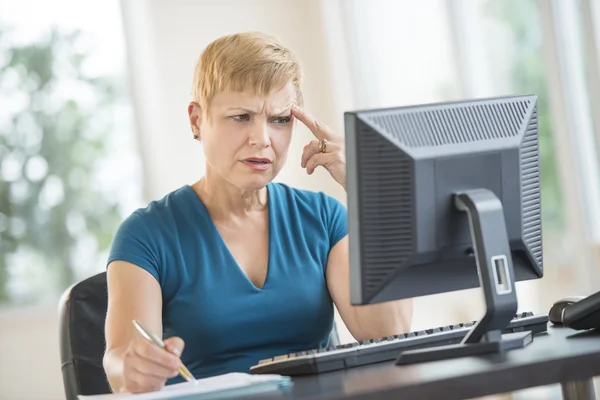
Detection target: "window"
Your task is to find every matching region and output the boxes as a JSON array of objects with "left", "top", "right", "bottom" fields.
[
  {"left": 0, "top": 0, "right": 142, "bottom": 305},
  {"left": 472, "top": 0, "right": 565, "bottom": 232}
]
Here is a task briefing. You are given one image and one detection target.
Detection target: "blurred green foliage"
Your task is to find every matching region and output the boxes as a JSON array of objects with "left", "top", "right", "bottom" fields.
[
  {"left": 486, "top": 0, "right": 565, "bottom": 231},
  {"left": 0, "top": 27, "right": 123, "bottom": 304}
]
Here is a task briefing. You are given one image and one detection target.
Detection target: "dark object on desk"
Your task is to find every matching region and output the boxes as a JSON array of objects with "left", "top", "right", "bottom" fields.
[
  {"left": 58, "top": 272, "right": 110, "bottom": 400},
  {"left": 241, "top": 326, "right": 600, "bottom": 400},
  {"left": 250, "top": 312, "right": 548, "bottom": 376},
  {"left": 344, "top": 94, "right": 543, "bottom": 364},
  {"left": 562, "top": 290, "right": 600, "bottom": 331},
  {"left": 549, "top": 296, "right": 585, "bottom": 325}
]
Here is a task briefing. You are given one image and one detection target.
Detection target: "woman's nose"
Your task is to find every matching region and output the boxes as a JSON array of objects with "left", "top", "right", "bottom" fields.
[{"left": 248, "top": 123, "right": 271, "bottom": 148}]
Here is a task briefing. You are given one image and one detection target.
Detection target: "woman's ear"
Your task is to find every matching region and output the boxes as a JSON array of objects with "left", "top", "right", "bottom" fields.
[{"left": 188, "top": 101, "right": 202, "bottom": 140}]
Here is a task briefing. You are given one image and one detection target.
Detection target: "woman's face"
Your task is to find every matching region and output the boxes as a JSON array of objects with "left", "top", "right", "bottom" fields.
[{"left": 191, "top": 82, "right": 296, "bottom": 191}]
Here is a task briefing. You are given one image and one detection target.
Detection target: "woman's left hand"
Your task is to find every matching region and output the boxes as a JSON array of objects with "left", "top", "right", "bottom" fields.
[{"left": 291, "top": 105, "right": 346, "bottom": 190}]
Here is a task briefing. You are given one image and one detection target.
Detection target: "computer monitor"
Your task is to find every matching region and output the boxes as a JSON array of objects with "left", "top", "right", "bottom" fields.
[{"left": 344, "top": 94, "right": 543, "bottom": 364}]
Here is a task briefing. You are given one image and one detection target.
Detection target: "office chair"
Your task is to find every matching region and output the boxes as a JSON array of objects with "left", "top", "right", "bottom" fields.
[
  {"left": 58, "top": 271, "right": 342, "bottom": 399},
  {"left": 58, "top": 272, "right": 111, "bottom": 400}
]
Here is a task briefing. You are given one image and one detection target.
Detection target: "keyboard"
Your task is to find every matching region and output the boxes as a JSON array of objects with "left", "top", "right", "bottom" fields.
[{"left": 250, "top": 312, "right": 549, "bottom": 376}]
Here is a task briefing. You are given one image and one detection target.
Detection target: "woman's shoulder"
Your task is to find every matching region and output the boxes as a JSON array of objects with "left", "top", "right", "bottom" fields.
[
  {"left": 271, "top": 181, "right": 323, "bottom": 200},
  {"left": 118, "top": 185, "right": 196, "bottom": 231},
  {"left": 270, "top": 183, "right": 347, "bottom": 245},
  {"left": 269, "top": 182, "right": 346, "bottom": 213},
  {"left": 108, "top": 186, "right": 195, "bottom": 280}
]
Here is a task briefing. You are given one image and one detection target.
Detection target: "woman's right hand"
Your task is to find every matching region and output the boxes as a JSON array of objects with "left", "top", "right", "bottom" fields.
[{"left": 121, "top": 336, "right": 185, "bottom": 393}]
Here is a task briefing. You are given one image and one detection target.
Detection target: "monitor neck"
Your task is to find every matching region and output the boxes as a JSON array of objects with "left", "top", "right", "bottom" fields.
[{"left": 454, "top": 189, "right": 518, "bottom": 344}]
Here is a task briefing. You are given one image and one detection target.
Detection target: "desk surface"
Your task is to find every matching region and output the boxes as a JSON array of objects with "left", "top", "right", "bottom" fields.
[{"left": 233, "top": 326, "right": 600, "bottom": 400}]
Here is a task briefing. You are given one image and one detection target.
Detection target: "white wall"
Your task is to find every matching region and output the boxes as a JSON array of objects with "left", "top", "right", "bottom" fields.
[{"left": 0, "top": 306, "right": 64, "bottom": 400}]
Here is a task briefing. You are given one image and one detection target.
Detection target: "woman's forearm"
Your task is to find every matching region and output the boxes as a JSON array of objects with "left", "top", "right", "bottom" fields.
[
  {"left": 350, "top": 298, "right": 413, "bottom": 341},
  {"left": 103, "top": 347, "right": 127, "bottom": 393}
]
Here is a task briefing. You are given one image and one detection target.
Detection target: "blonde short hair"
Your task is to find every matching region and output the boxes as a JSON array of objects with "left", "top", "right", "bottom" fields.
[{"left": 191, "top": 32, "right": 304, "bottom": 111}]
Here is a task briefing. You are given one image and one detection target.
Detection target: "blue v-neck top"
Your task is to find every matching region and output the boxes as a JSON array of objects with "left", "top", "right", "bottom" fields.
[{"left": 107, "top": 182, "right": 348, "bottom": 382}]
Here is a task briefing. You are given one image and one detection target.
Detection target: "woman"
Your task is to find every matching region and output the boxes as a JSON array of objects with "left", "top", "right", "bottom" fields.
[{"left": 103, "top": 31, "right": 412, "bottom": 394}]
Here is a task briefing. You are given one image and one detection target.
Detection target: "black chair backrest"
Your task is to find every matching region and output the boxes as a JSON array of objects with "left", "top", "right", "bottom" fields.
[{"left": 58, "top": 272, "right": 111, "bottom": 400}]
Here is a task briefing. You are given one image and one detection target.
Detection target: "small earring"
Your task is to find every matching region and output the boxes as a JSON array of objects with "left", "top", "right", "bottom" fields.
[{"left": 193, "top": 134, "right": 198, "bottom": 139}]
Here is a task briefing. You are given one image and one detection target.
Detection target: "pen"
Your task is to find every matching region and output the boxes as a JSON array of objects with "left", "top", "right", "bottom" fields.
[{"left": 132, "top": 319, "right": 198, "bottom": 385}]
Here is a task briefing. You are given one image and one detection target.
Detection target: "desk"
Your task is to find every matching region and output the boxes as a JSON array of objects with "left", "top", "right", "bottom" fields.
[{"left": 234, "top": 326, "right": 600, "bottom": 400}]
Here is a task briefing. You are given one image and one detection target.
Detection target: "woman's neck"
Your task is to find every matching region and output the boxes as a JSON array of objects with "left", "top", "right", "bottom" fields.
[{"left": 192, "top": 173, "right": 268, "bottom": 221}]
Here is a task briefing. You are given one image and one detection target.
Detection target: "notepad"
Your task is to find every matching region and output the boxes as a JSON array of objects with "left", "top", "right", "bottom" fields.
[{"left": 78, "top": 373, "right": 292, "bottom": 400}]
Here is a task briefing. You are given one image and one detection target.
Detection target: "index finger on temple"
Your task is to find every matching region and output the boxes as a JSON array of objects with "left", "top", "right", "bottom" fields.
[{"left": 291, "top": 105, "right": 327, "bottom": 140}]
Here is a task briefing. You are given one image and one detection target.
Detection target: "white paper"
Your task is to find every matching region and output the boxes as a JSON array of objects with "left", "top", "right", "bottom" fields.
[{"left": 78, "top": 373, "right": 290, "bottom": 400}]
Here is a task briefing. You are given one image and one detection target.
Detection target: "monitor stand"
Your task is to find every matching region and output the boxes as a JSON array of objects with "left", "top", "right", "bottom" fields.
[{"left": 396, "top": 188, "right": 533, "bottom": 365}]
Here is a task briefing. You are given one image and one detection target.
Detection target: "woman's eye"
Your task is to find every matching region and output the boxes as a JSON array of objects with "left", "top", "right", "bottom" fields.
[
  {"left": 273, "top": 117, "right": 291, "bottom": 125},
  {"left": 232, "top": 114, "right": 251, "bottom": 122}
]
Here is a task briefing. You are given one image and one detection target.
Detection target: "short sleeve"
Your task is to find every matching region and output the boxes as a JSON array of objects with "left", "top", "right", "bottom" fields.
[
  {"left": 324, "top": 194, "right": 348, "bottom": 249},
  {"left": 106, "top": 211, "right": 161, "bottom": 283}
]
